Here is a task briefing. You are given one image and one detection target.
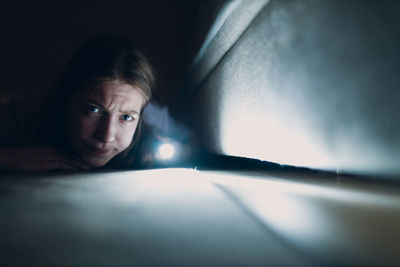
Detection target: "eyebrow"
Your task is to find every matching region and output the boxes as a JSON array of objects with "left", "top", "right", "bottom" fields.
[
  {"left": 121, "top": 109, "right": 140, "bottom": 115},
  {"left": 83, "top": 98, "right": 140, "bottom": 115}
]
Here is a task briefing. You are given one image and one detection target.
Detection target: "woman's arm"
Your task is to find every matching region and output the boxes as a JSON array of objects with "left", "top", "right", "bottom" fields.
[
  {"left": 0, "top": 146, "right": 90, "bottom": 172},
  {"left": 0, "top": 99, "right": 90, "bottom": 172}
]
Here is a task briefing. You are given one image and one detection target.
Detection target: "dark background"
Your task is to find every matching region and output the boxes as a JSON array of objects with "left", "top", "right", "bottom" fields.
[{"left": 0, "top": 0, "right": 213, "bottom": 107}]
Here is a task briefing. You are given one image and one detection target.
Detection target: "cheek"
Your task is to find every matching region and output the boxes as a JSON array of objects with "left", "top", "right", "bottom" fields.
[
  {"left": 116, "top": 124, "right": 138, "bottom": 149},
  {"left": 67, "top": 111, "right": 97, "bottom": 140},
  {"left": 78, "top": 117, "right": 98, "bottom": 137}
]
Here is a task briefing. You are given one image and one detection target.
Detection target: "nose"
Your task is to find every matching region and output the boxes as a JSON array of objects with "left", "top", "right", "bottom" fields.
[{"left": 95, "top": 115, "right": 116, "bottom": 143}]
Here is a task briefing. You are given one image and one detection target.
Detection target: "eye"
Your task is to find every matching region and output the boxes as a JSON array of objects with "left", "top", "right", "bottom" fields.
[
  {"left": 85, "top": 104, "right": 100, "bottom": 113},
  {"left": 121, "top": 114, "right": 134, "bottom": 121}
]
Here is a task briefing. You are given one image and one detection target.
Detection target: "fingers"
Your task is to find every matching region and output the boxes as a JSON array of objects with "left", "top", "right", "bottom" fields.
[
  {"left": 35, "top": 160, "right": 80, "bottom": 172},
  {"left": 47, "top": 151, "right": 91, "bottom": 171},
  {"left": 59, "top": 157, "right": 91, "bottom": 171},
  {"left": 50, "top": 160, "right": 88, "bottom": 171},
  {"left": 28, "top": 147, "right": 91, "bottom": 172}
]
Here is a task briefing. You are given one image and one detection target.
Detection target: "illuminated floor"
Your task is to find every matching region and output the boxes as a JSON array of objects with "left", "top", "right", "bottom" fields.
[{"left": 0, "top": 168, "right": 399, "bottom": 266}]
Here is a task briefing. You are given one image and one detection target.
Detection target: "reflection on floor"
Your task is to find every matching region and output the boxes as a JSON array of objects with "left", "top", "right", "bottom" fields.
[{"left": 0, "top": 168, "right": 399, "bottom": 266}]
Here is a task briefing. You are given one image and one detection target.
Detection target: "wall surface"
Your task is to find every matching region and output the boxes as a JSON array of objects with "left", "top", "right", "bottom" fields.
[{"left": 180, "top": 0, "right": 400, "bottom": 176}]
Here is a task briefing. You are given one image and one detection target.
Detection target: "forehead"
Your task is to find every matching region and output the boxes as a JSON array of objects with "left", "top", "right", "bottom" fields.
[{"left": 80, "top": 80, "right": 145, "bottom": 112}]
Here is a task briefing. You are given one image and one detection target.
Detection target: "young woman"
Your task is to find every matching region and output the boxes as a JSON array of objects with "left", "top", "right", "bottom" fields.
[{"left": 0, "top": 35, "right": 156, "bottom": 172}]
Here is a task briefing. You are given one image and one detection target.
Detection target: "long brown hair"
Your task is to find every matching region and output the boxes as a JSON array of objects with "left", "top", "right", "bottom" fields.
[{"left": 33, "top": 34, "right": 156, "bottom": 167}]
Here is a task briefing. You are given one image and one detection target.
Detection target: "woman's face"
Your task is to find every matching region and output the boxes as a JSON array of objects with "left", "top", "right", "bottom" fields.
[{"left": 65, "top": 80, "right": 146, "bottom": 167}]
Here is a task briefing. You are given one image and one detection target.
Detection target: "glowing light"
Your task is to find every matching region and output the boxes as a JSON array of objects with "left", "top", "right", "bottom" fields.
[
  {"left": 220, "top": 109, "right": 335, "bottom": 170},
  {"left": 158, "top": 143, "right": 175, "bottom": 160}
]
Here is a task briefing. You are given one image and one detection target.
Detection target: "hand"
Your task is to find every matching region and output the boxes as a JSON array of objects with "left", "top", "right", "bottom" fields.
[{"left": 0, "top": 146, "right": 91, "bottom": 172}]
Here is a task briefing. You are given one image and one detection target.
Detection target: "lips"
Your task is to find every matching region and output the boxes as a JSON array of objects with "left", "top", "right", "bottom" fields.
[{"left": 82, "top": 142, "right": 111, "bottom": 156}]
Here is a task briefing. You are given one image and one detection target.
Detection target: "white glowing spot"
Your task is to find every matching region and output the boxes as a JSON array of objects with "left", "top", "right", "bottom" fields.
[
  {"left": 159, "top": 143, "right": 175, "bottom": 160},
  {"left": 220, "top": 110, "right": 334, "bottom": 170}
]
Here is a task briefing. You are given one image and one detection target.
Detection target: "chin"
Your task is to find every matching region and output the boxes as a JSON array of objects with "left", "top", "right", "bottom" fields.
[{"left": 83, "top": 155, "right": 113, "bottom": 168}]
